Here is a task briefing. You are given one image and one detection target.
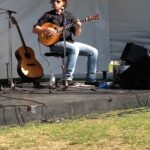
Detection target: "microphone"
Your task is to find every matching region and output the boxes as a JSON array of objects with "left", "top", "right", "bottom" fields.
[
  {"left": 61, "top": 7, "right": 65, "bottom": 12},
  {"left": 7, "top": 10, "right": 17, "bottom": 14},
  {"left": 0, "top": 8, "right": 17, "bottom": 14}
]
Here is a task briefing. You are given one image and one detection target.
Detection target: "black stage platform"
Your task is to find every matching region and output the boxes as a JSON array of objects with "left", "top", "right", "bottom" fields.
[{"left": 0, "top": 81, "right": 150, "bottom": 125}]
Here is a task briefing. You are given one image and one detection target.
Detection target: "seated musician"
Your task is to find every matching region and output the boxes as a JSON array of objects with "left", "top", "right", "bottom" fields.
[{"left": 32, "top": 0, "right": 99, "bottom": 86}]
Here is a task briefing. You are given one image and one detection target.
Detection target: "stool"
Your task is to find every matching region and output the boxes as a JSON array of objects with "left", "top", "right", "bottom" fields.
[
  {"left": 44, "top": 51, "right": 68, "bottom": 89},
  {"left": 44, "top": 51, "right": 68, "bottom": 58},
  {"left": 44, "top": 51, "right": 68, "bottom": 71}
]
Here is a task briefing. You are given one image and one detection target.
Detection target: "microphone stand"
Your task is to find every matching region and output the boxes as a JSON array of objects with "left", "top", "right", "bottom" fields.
[
  {"left": 0, "top": 8, "right": 36, "bottom": 93},
  {"left": 62, "top": 8, "right": 68, "bottom": 89},
  {"left": 0, "top": 8, "right": 16, "bottom": 91}
]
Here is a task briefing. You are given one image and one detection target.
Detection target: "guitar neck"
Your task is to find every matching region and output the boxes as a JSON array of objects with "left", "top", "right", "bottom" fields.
[
  {"left": 16, "top": 24, "right": 27, "bottom": 49},
  {"left": 65, "top": 18, "right": 91, "bottom": 30},
  {"left": 59, "top": 15, "right": 99, "bottom": 32},
  {"left": 11, "top": 17, "right": 28, "bottom": 52}
]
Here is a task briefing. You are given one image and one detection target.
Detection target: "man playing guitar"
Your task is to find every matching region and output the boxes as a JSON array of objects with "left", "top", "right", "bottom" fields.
[{"left": 32, "top": 0, "right": 99, "bottom": 86}]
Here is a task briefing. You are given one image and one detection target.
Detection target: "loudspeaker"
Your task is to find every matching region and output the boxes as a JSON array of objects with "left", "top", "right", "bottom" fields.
[
  {"left": 118, "top": 56, "right": 150, "bottom": 89},
  {"left": 114, "top": 43, "right": 150, "bottom": 89},
  {"left": 120, "top": 43, "right": 147, "bottom": 64}
]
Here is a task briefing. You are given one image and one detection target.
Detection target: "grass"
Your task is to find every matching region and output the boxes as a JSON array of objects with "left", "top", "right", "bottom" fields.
[{"left": 0, "top": 107, "right": 150, "bottom": 150}]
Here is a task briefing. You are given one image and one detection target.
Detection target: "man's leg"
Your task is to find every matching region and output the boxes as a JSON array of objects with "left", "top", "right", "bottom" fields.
[
  {"left": 73, "top": 42, "right": 98, "bottom": 83},
  {"left": 51, "top": 41, "right": 79, "bottom": 81}
]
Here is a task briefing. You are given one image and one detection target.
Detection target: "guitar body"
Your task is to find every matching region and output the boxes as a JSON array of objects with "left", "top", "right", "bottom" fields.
[
  {"left": 38, "top": 22, "right": 62, "bottom": 46},
  {"left": 15, "top": 46, "right": 44, "bottom": 80},
  {"left": 11, "top": 16, "right": 44, "bottom": 81}
]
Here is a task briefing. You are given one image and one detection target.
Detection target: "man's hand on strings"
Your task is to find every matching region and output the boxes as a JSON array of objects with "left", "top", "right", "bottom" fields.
[{"left": 44, "top": 28, "right": 57, "bottom": 36}]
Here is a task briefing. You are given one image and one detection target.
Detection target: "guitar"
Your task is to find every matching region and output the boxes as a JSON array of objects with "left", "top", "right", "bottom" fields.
[
  {"left": 11, "top": 16, "right": 44, "bottom": 81},
  {"left": 38, "top": 14, "right": 100, "bottom": 46}
]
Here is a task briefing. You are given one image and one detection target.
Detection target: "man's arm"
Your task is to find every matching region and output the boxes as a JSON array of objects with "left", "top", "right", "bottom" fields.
[
  {"left": 32, "top": 26, "right": 44, "bottom": 34},
  {"left": 32, "top": 25, "right": 57, "bottom": 36}
]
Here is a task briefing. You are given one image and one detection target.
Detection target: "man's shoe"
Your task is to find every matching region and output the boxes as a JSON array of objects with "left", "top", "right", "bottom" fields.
[
  {"left": 67, "top": 80, "right": 76, "bottom": 86},
  {"left": 84, "top": 81, "right": 99, "bottom": 87}
]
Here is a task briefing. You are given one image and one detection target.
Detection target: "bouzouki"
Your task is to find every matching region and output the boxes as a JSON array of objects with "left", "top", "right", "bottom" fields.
[
  {"left": 38, "top": 14, "right": 100, "bottom": 46},
  {"left": 11, "top": 16, "right": 44, "bottom": 80}
]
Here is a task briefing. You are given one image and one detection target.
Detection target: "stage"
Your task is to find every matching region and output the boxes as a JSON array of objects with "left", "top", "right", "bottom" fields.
[{"left": 0, "top": 81, "right": 150, "bottom": 126}]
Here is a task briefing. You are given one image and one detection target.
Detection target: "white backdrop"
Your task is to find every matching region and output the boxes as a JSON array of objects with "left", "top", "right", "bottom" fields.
[
  {"left": 0, "top": 0, "right": 150, "bottom": 79},
  {"left": 0, "top": 0, "right": 109, "bottom": 79},
  {"left": 110, "top": 0, "right": 150, "bottom": 59}
]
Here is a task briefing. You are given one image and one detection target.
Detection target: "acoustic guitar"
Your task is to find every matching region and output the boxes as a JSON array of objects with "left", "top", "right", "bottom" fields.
[
  {"left": 38, "top": 14, "right": 100, "bottom": 46},
  {"left": 11, "top": 16, "right": 44, "bottom": 81}
]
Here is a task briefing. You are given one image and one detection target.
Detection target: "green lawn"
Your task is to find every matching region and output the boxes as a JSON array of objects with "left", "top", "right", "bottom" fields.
[{"left": 0, "top": 107, "right": 150, "bottom": 150}]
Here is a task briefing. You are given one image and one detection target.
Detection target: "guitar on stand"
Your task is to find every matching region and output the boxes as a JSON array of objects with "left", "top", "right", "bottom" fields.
[{"left": 11, "top": 16, "right": 44, "bottom": 82}]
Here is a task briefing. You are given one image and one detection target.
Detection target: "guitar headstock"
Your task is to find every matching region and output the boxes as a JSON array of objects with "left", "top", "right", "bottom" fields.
[{"left": 86, "top": 14, "right": 100, "bottom": 21}]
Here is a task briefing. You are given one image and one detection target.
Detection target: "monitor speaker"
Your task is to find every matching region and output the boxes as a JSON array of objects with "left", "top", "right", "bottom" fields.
[
  {"left": 118, "top": 56, "right": 150, "bottom": 89},
  {"left": 115, "top": 43, "right": 150, "bottom": 89},
  {"left": 120, "top": 43, "right": 148, "bottom": 64}
]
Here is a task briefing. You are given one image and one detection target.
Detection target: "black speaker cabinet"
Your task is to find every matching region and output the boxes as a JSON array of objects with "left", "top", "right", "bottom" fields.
[
  {"left": 120, "top": 43, "right": 147, "bottom": 65},
  {"left": 118, "top": 56, "right": 150, "bottom": 89}
]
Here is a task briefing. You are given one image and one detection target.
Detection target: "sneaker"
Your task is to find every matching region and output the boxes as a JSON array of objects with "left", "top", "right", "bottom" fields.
[
  {"left": 67, "top": 80, "right": 76, "bottom": 86},
  {"left": 84, "top": 81, "right": 99, "bottom": 87}
]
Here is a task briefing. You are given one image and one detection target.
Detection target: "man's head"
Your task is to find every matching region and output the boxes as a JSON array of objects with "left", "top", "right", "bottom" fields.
[{"left": 50, "top": 0, "right": 68, "bottom": 9}]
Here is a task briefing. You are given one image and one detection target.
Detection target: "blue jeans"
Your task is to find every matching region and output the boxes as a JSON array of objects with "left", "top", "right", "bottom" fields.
[{"left": 51, "top": 41, "right": 98, "bottom": 82}]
